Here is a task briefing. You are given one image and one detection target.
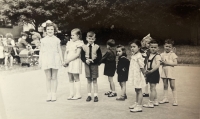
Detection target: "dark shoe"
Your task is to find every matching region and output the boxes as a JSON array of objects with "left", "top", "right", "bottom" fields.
[
  {"left": 108, "top": 92, "right": 117, "bottom": 97},
  {"left": 86, "top": 96, "right": 92, "bottom": 102},
  {"left": 143, "top": 93, "right": 149, "bottom": 97},
  {"left": 105, "top": 91, "right": 112, "bottom": 95},
  {"left": 94, "top": 96, "right": 98, "bottom": 102},
  {"left": 116, "top": 95, "right": 125, "bottom": 101},
  {"left": 125, "top": 94, "right": 128, "bottom": 99}
]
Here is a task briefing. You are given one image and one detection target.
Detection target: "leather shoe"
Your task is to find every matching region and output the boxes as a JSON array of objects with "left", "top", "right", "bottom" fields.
[
  {"left": 86, "top": 96, "right": 92, "bottom": 102},
  {"left": 94, "top": 96, "right": 98, "bottom": 102}
]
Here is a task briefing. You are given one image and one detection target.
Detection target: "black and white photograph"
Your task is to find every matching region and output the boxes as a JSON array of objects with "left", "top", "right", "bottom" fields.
[{"left": 0, "top": 0, "right": 200, "bottom": 119}]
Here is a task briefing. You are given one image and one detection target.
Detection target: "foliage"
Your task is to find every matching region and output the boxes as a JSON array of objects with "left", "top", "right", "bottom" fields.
[{"left": 0, "top": 0, "right": 199, "bottom": 44}]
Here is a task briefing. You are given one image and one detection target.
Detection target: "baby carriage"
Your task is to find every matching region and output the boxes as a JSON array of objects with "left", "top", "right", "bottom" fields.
[{"left": 19, "top": 45, "right": 39, "bottom": 67}]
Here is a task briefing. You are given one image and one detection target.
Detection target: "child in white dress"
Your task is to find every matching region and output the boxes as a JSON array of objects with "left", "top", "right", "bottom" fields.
[
  {"left": 159, "top": 39, "right": 178, "bottom": 106},
  {"left": 64, "top": 28, "right": 84, "bottom": 100},
  {"left": 39, "top": 22, "right": 63, "bottom": 102},
  {"left": 128, "top": 39, "right": 146, "bottom": 113},
  {"left": 0, "top": 35, "right": 4, "bottom": 68}
]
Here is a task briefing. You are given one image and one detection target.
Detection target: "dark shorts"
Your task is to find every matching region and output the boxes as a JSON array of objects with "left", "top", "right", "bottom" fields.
[
  {"left": 104, "top": 62, "right": 116, "bottom": 77},
  {"left": 85, "top": 64, "right": 99, "bottom": 79},
  {"left": 146, "top": 70, "right": 160, "bottom": 84}
]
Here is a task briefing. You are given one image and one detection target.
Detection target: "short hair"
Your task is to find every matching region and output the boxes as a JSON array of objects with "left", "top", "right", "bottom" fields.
[
  {"left": 149, "top": 39, "right": 159, "bottom": 45},
  {"left": 0, "top": 34, "right": 3, "bottom": 39},
  {"left": 29, "top": 28, "right": 35, "bottom": 32},
  {"left": 165, "top": 39, "right": 174, "bottom": 46},
  {"left": 129, "top": 39, "right": 141, "bottom": 47},
  {"left": 5, "top": 33, "right": 13, "bottom": 39},
  {"left": 87, "top": 31, "right": 96, "bottom": 38},
  {"left": 44, "top": 22, "right": 58, "bottom": 33},
  {"left": 116, "top": 45, "right": 127, "bottom": 57},
  {"left": 71, "top": 28, "right": 82, "bottom": 39},
  {"left": 107, "top": 39, "right": 115, "bottom": 47},
  {"left": 32, "top": 34, "right": 40, "bottom": 40},
  {"left": 20, "top": 32, "right": 28, "bottom": 37}
]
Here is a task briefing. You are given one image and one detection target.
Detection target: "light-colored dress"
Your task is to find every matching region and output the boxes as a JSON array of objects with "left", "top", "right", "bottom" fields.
[
  {"left": 0, "top": 46, "right": 4, "bottom": 58},
  {"left": 39, "top": 35, "right": 62, "bottom": 70},
  {"left": 161, "top": 51, "right": 178, "bottom": 79},
  {"left": 128, "top": 52, "right": 146, "bottom": 88},
  {"left": 64, "top": 40, "right": 84, "bottom": 74}
]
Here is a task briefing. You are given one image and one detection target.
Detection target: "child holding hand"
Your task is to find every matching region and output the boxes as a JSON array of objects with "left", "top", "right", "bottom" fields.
[{"left": 64, "top": 28, "right": 84, "bottom": 100}]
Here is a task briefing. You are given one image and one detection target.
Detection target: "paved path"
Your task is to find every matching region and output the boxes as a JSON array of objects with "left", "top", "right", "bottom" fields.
[{"left": 0, "top": 65, "right": 200, "bottom": 119}]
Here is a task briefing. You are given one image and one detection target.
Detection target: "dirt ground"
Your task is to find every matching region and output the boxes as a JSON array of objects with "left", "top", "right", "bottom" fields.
[{"left": 0, "top": 65, "right": 200, "bottom": 119}]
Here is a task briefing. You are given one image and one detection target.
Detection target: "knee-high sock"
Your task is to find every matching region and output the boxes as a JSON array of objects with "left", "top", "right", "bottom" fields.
[
  {"left": 75, "top": 81, "right": 81, "bottom": 97},
  {"left": 69, "top": 82, "right": 74, "bottom": 96},
  {"left": 172, "top": 90, "right": 177, "bottom": 100}
]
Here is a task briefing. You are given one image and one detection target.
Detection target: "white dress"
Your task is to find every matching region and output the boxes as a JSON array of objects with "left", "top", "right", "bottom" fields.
[
  {"left": 39, "top": 35, "right": 62, "bottom": 70},
  {"left": 161, "top": 51, "right": 178, "bottom": 79},
  {"left": 64, "top": 40, "right": 84, "bottom": 74},
  {"left": 128, "top": 52, "right": 146, "bottom": 88}
]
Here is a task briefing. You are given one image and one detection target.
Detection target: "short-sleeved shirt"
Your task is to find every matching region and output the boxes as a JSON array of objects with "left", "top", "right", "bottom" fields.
[
  {"left": 147, "top": 53, "right": 161, "bottom": 70},
  {"left": 161, "top": 51, "right": 178, "bottom": 79}
]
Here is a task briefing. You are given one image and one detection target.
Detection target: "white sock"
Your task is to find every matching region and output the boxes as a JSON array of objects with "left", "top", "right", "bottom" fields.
[
  {"left": 88, "top": 93, "right": 91, "bottom": 96},
  {"left": 75, "top": 81, "right": 81, "bottom": 97},
  {"left": 94, "top": 93, "right": 98, "bottom": 97},
  {"left": 69, "top": 82, "right": 74, "bottom": 96},
  {"left": 172, "top": 90, "right": 177, "bottom": 100}
]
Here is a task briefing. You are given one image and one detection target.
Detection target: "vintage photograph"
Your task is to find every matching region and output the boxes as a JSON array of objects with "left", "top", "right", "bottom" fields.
[{"left": 0, "top": 0, "right": 200, "bottom": 119}]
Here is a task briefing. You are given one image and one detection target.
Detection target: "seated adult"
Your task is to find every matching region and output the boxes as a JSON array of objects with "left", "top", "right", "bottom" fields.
[
  {"left": 29, "top": 28, "right": 42, "bottom": 39},
  {"left": 17, "top": 32, "right": 30, "bottom": 53}
]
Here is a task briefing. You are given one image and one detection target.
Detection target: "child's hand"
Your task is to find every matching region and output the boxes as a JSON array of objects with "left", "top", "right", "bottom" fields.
[
  {"left": 145, "top": 70, "right": 152, "bottom": 75},
  {"left": 63, "top": 63, "right": 68, "bottom": 67},
  {"left": 86, "top": 59, "right": 91, "bottom": 65},
  {"left": 88, "top": 59, "right": 94, "bottom": 63},
  {"left": 122, "top": 68, "right": 126, "bottom": 72}
]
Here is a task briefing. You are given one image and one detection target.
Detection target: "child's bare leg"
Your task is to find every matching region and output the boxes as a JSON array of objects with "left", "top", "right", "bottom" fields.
[
  {"left": 13, "top": 47, "right": 18, "bottom": 55},
  {"left": 121, "top": 82, "right": 126, "bottom": 96},
  {"left": 44, "top": 69, "right": 51, "bottom": 101},
  {"left": 4, "top": 55, "right": 8, "bottom": 67},
  {"left": 87, "top": 78, "right": 92, "bottom": 96},
  {"left": 68, "top": 73, "right": 74, "bottom": 99},
  {"left": 136, "top": 88, "right": 143, "bottom": 105},
  {"left": 9, "top": 56, "right": 13, "bottom": 67},
  {"left": 73, "top": 74, "right": 81, "bottom": 99},
  {"left": 159, "top": 78, "right": 169, "bottom": 104},
  {"left": 108, "top": 76, "right": 115, "bottom": 93},
  {"left": 93, "top": 78, "right": 98, "bottom": 96},
  {"left": 150, "top": 83, "right": 156, "bottom": 101},
  {"left": 169, "top": 79, "right": 178, "bottom": 105},
  {"left": 51, "top": 69, "right": 58, "bottom": 101}
]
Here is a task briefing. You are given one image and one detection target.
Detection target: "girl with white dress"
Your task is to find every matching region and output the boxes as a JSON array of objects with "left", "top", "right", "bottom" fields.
[
  {"left": 39, "top": 22, "right": 63, "bottom": 102},
  {"left": 128, "top": 39, "right": 146, "bottom": 113},
  {"left": 64, "top": 28, "right": 84, "bottom": 100}
]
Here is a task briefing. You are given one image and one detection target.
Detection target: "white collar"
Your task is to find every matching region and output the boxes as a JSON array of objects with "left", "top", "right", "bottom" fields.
[{"left": 87, "top": 43, "right": 94, "bottom": 47}]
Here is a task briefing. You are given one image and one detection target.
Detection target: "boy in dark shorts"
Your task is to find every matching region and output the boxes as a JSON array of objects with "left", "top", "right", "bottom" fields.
[
  {"left": 81, "top": 31, "right": 102, "bottom": 102},
  {"left": 143, "top": 39, "right": 161, "bottom": 108}
]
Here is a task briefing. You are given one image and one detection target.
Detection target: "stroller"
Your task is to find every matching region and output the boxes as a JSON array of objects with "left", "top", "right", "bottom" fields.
[{"left": 19, "top": 45, "right": 39, "bottom": 67}]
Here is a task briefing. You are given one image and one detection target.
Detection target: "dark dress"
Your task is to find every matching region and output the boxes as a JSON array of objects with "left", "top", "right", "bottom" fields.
[
  {"left": 117, "top": 56, "right": 130, "bottom": 82},
  {"left": 99, "top": 49, "right": 116, "bottom": 77},
  {"left": 146, "top": 54, "right": 160, "bottom": 83}
]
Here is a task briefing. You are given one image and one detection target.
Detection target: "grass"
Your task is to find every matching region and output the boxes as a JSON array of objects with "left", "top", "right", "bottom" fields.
[{"left": 94, "top": 45, "right": 200, "bottom": 65}]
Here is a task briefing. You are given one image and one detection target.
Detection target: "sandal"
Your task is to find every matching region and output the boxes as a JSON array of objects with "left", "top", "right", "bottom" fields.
[
  {"left": 105, "top": 91, "right": 112, "bottom": 95},
  {"left": 108, "top": 92, "right": 117, "bottom": 97},
  {"left": 116, "top": 95, "right": 125, "bottom": 101}
]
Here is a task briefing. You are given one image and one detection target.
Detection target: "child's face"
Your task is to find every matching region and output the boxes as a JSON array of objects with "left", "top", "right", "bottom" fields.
[
  {"left": 149, "top": 43, "right": 159, "bottom": 54},
  {"left": 86, "top": 36, "right": 95, "bottom": 44},
  {"left": 22, "top": 36, "right": 27, "bottom": 40},
  {"left": 144, "top": 39, "right": 151, "bottom": 48},
  {"left": 46, "top": 26, "right": 54, "bottom": 36},
  {"left": 164, "top": 43, "right": 173, "bottom": 53},
  {"left": 116, "top": 48, "right": 123, "bottom": 57},
  {"left": 130, "top": 43, "right": 140, "bottom": 54},
  {"left": 71, "top": 31, "right": 79, "bottom": 41}
]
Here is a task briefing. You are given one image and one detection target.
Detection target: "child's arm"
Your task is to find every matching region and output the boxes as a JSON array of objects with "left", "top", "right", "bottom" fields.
[
  {"left": 99, "top": 51, "right": 109, "bottom": 64},
  {"left": 146, "top": 55, "right": 161, "bottom": 75},
  {"left": 64, "top": 48, "right": 81, "bottom": 64},
  {"left": 93, "top": 47, "right": 102, "bottom": 64},
  {"left": 162, "top": 53, "right": 178, "bottom": 66},
  {"left": 58, "top": 41, "right": 64, "bottom": 65}
]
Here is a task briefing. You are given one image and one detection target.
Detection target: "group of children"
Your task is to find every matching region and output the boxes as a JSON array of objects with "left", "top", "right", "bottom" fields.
[
  {"left": 0, "top": 30, "right": 41, "bottom": 69},
  {"left": 38, "top": 22, "right": 178, "bottom": 113}
]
